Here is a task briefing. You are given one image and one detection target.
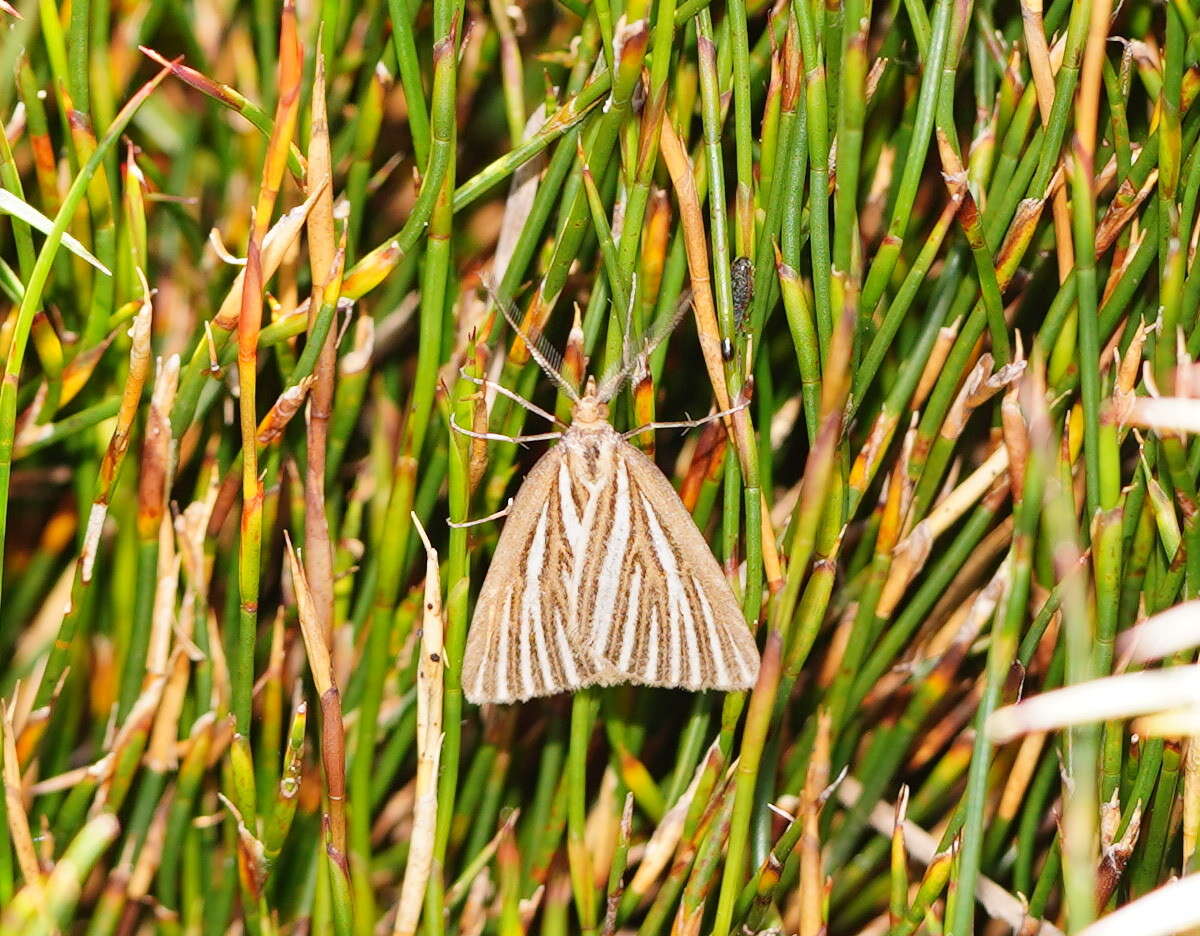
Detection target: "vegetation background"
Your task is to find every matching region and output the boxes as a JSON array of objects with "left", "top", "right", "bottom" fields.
[{"left": 0, "top": 0, "right": 1197, "bottom": 932}]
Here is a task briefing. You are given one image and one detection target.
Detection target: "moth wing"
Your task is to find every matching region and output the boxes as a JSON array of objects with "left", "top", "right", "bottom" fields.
[
  {"left": 463, "top": 446, "right": 595, "bottom": 705},
  {"left": 574, "top": 440, "right": 760, "bottom": 692}
]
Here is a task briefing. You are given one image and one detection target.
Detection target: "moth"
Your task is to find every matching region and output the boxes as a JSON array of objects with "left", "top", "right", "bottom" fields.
[{"left": 457, "top": 293, "right": 761, "bottom": 705}]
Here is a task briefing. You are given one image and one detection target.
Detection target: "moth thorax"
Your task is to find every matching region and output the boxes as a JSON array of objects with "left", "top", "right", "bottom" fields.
[{"left": 563, "top": 422, "right": 617, "bottom": 484}]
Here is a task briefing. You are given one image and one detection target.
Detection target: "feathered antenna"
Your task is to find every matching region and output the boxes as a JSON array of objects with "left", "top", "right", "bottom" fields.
[
  {"left": 480, "top": 278, "right": 580, "bottom": 403},
  {"left": 595, "top": 289, "right": 693, "bottom": 403}
]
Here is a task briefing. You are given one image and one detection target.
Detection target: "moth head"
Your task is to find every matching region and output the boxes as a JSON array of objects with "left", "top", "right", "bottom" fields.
[{"left": 573, "top": 376, "right": 608, "bottom": 424}]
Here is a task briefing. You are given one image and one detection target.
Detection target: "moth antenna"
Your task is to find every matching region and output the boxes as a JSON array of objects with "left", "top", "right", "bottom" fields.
[
  {"left": 481, "top": 278, "right": 580, "bottom": 403},
  {"left": 618, "top": 273, "right": 638, "bottom": 374},
  {"left": 596, "top": 289, "right": 693, "bottom": 403}
]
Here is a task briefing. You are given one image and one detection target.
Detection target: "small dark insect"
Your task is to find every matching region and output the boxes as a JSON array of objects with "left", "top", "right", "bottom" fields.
[
  {"left": 731, "top": 256, "right": 754, "bottom": 324},
  {"left": 721, "top": 337, "right": 735, "bottom": 361}
]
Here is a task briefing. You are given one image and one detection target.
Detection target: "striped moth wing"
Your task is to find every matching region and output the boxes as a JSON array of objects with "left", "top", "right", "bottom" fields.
[
  {"left": 462, "top": 445, "right": 598, "bottom": 704},
  {"left": 463, "top": 416, "right": 760, "bottom": 704},
  {"left": 576, "top": 435, "right": 760, "bottom": 692}
]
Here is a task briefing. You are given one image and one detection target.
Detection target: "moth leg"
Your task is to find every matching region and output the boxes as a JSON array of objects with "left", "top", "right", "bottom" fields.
[
  {"left": 621, "top": 399, "right": 752, "bottom": 439},
  {"left": 447, "top": 498, "right": 514, "bottom": 529},
  {"left": 457, "top": 368, "right": 565, "bottom": 427},
  {"left": 449, "top": 413, "right": 563, "bottom": 445}
]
